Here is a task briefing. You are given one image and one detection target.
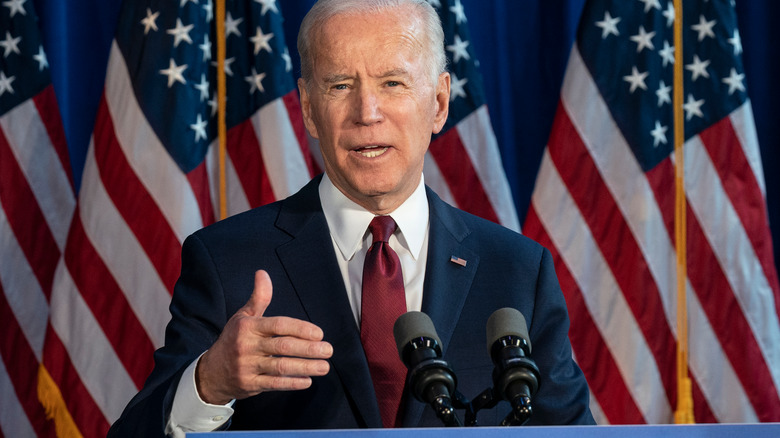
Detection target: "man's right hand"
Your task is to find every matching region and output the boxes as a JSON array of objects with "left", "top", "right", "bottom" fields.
[{"left": 195, "top": 270, "right": 333, "bottom": 405}]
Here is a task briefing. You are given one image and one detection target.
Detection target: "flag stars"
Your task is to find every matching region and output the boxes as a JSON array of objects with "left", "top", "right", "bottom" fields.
[
  {"left": 450, "top": 0, "right": 467, "bottom": 25},
  {"left": 623, "top": 66, "right": 648, "bottom": 93},
  {"left": 203, "top": 0, "right": 213, "bottom": 22},
  {"left": 638, "top": 0, "right": 661, "bottom": 13},
  {"left": 691, "top": 15, "right": 716, "bottom": 42},
  {"left": 596, "top": 11, "right": 621, "bottom": 39},
  {"left": 254, "top": 0, "right": 279, "bottom": 15},
  {"left": 450, "top": 73, "right": 468, "bottom": 101},
  {"left": 281, "top": 47, "right": 292, "bottom": 72},
  {"left": 32, "top": 45, "right": 48, "bottom": 71},
  {"left": 250, "top": 26, "right": 274, "bottom": 55},
  {"left": 141, "top": 8, "right": 159, "bottom": 34},
  {"left": 225, "top": 12, "right": 243, "bottom": 38},
  {"left": 199, "top": 34, "right": 212, "bottom": 61},
  {"left": 212, "top": 57, "right": 236, "bottom": 76},
  {"left": 194, "top": 74, "right": 210, "bottom": 101},
  {"left": 686, "top": 54, "right": 710, "bottom": 81},
  {"left": 650, "top": 121, "right": 668, "bottom": 147},
  {"left": 447, "top": 34, "right": 470, "bottom": 63},
  {"left": 662, "top": 2, "right": 675, "bottom": 27},
  {"left": 0, "top": 70, "right": 15, "bottom": 96},
  {"left": 190, "top": 114, "right": 208, "bottom": 142},
  {"left": 656, "top": 80, "right": 671, "bottom": 107},
  {"left": 0, "top": 31, "right": 21, "bottom": 58},
  {"left": 179, "top": 0, "right": 197, "bottom": 7},
  {"left": 167, "top": 18, "right": 194, "bottom": 47},
  {"left": 426, "top": 0, "right": 441, "bottom": 8},
  {"left": 3, "top": 0, "right": 26, "bottom": 17},
  {"left": 683, "top": 94, "right": 705, "bottom": 121},
  {"left": 659, "top": 40, "right": 674, "bottom": 67},
  {"left": 208, "top": 93, "right": 218, "bottom": 116},
  {"left": 722, "top": 68, "right": 745, "bottom": 95},
  {"left": 245, "top": 67, "right": 266, "bottom": 94},
  {"left": 728, "top": 29, "right": 742, "bottom": 55},
  {"left": 160, "top": 58, "right": 187, "bottom": 87},
  {"left": 630, "top": 26, "right": 655, "bottom": 53}
]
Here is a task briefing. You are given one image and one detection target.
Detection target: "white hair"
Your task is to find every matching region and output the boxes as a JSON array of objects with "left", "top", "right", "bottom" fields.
[{"left": 297, "top": 0, "right": 447, "bottom": 86}]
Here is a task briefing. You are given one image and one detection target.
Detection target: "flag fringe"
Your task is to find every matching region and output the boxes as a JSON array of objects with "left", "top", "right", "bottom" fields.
[{"left": 37, "top": 364, "right": 83, "bottom": 438}]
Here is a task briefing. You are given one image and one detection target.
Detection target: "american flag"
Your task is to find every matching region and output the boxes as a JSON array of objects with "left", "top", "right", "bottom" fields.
[
  {"left": 524, "top": 0, "right": 780, "bottom": 423},
  {"left": 32, "top": 0, "right": 314, "bottom": 436},
  {"left": 0, "top": 0, "right": 75, "bottom": 436},
  {"left": 424, "top": 0, "right": 520, "bottom": 231}
]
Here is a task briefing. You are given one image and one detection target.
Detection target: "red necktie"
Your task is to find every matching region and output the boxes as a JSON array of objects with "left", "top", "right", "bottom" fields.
[{"left": 361, "top": 216, "right": 408, "bottom": 428}]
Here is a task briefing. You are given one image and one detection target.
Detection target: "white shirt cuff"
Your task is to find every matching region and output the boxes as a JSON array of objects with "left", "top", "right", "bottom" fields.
[{"left": 165, "top": 353, "right": 235, "bottom": 437}]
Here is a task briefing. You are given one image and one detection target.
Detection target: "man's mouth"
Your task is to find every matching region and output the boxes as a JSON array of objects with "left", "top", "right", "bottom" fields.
[{"left": 354, "top": 145, "right": 390, "bottom": 158}]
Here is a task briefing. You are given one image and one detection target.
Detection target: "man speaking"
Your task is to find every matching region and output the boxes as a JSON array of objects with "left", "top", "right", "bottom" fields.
[{"left": 108, "top": 1, "right": 594, "bottom": 436}]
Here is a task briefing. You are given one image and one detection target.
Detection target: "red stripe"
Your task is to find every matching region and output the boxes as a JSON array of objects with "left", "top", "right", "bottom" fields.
[
  {"left": 42, "top": 325, "right": 110, "bottom": 437},
  {"left": 283, "top": 91, "right": 319, "bottom": 176},
  {"left": 524, "top": 206, "right": 646, "bottom": 424},
  {"left": 0, "top": 284, "right": 56, "bottom": 437},
  {"left": 93, "top": 96, "right": 181, "bottom": 293},
  {"left": 646, "top": 153, "right": 780, "bottom": 420},
  {"left": 685, "top": 202, "right": 780, "bottom": 421},
  {"left": 187, "top": 160, "right": 216, "bottom": 227},
  {"left": 698, "top": 118, "right": 780, "bottom": 314},
  {"left": 63, "top": 212, "right": 155, "bottom": 388},
  {"left": 33, "top": 85, "right": 75, "bottom": 192},
  {"left": 428, "top": 129, "right": 500, "bottom": 223},
  {"left": 547, "top": 104, "right": 678, "bottom": 405},
  {"left": 227, "top": 118, "right": 276, "bottom": 208},
  {"left": 0, "top": 127, "right": 60, "bottom": 300}
]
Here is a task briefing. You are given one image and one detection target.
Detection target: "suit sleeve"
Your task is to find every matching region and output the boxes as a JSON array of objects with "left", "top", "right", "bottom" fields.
[
  {"left": 108, "top": 233, "right": 232, "bottom": 437},
  {"left": 526, "top": 247, "right": 596, "bottom": 425}
]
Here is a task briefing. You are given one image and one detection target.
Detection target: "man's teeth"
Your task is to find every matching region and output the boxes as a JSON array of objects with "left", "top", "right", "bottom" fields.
[{"left": 358, "top": 146, "right": 388, "bottom": 158}]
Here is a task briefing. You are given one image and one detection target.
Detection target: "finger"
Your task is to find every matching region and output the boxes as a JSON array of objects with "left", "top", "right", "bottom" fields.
[
  {"left": 254, "top": 316, "right": 326, "bottom": 341},
  {"left": 241, "top": 270, "right": 273, "bottom": 317},
  {"left": 259, "top": 356, "right": 331, "bottom": 379},
  {"left": 262, "top": 336, "right": 333, "bottom": 360}
]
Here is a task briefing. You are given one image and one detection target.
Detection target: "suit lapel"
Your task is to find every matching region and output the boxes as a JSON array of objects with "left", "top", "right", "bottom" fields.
[
  {"left": 401, "top": 188, "right": 479, "bottom": 427},
  {"left": 275, "top": 177, "right": 382, "bottom": 428}
]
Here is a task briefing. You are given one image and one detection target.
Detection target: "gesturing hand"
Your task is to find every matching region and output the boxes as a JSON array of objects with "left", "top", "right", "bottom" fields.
[{"left": 195, "top": 270, "right": 333, "bottom": 405}]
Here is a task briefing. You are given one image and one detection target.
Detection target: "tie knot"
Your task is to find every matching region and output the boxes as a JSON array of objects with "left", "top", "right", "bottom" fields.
[{"left": 368, "top": 216, "right": 396, "bottom": 244}]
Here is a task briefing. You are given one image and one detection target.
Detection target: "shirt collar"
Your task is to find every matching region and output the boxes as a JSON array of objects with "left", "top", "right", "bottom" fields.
[{"left": 319, "top": 173, "right": 429, "bottom": 262}]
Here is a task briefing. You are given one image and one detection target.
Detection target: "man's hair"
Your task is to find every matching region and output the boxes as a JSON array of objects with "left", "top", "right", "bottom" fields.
[{"left": 297, "top": 0, "right": 447, "bottom": 87}]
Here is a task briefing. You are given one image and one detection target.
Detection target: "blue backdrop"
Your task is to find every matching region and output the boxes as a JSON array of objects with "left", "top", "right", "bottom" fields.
[{"left": 33, "top": 0, "right": 779, "bottom": 275}]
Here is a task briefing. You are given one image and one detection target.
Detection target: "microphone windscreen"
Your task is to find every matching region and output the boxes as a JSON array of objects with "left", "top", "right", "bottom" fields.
[
  {"left": 393, "top": 311, "right": 442, "bottom": 359},
  {"left": 486, "top": 307, "right": 531, "bottom": 355}
]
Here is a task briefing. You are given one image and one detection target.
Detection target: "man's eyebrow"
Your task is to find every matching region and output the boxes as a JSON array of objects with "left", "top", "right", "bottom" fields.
[
  {"left": 322, "top": 73, "right": 353, "bottom": 84},
  {"left": 378, "top": 68, "right": 410, "bottom": 78},
  {"left": 321, "top": 69, "right": 410, "bottom": 84}
]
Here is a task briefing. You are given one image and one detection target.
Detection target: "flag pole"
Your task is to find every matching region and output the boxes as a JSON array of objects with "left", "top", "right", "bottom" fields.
[
  {"left": 673, "top": 0, "right": 694, "bottom": 424},
  {"left": 216, "top": 0, "right": 228, "bottom": 220}
]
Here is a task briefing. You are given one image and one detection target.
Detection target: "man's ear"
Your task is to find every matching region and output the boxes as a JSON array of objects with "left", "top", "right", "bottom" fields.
[
  {"left": 432, "top": 72, "right": 451, "bottom": 135},
  {"left": 298, "top": 78, "right": 319, "bottom": 139}
]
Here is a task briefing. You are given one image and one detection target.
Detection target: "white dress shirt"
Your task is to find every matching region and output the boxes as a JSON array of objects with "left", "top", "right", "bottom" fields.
[{"left": 166, "top": 174, "right": 430, "bottom": 436}]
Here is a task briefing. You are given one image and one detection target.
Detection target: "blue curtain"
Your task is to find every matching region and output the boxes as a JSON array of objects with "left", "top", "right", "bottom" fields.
[{"left": 36, "top": 0, "right": 779, "bottom": 273}]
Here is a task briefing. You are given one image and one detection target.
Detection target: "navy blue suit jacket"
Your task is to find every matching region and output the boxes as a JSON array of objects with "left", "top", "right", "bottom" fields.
[{"left": 108, "top": 176, "right": 594, "bottom": 437}]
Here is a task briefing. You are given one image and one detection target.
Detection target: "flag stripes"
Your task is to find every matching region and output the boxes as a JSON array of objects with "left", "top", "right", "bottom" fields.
[{"left": 527, "top": 35, "right": 780, "bottom": 423}]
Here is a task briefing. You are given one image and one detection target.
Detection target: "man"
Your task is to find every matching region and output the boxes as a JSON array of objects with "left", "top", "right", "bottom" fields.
[{"left": 108, "top": 0, "right": 594, "bottom": 436}]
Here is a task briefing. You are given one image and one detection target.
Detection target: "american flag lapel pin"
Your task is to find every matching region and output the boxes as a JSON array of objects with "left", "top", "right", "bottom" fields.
[{"left": 450, "top": 255, "right": 467, "bottom": 267}]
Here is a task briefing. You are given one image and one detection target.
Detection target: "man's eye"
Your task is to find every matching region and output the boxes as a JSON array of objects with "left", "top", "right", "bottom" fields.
[
  {"left": 386, "top": 81, "right": 401, "bottom": 87},
  {"left": 333, "top": 84, "right": 348, "bottom": 90}
]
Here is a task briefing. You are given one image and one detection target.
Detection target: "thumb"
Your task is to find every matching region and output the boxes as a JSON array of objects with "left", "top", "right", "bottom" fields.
[{"left": 241, "top": 270, "right": 273, "bottom": 317}]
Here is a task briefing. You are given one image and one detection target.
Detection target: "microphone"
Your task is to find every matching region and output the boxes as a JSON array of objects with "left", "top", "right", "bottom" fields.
[
  {"left": 486, "top": 307, "right": 540, "bottom": 426},
  {"left": 393, "top": 311, "right": 462, "bottom": 426}
]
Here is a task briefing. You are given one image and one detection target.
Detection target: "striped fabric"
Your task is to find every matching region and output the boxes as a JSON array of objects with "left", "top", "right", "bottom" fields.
[{"left": 524, "top": 0, "right": 780, "bottom": 424}]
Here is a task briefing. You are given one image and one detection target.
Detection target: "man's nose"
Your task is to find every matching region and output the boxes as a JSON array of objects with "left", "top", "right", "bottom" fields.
[{"left": 354, "top": 87, "right": 383, "bottom": 126}]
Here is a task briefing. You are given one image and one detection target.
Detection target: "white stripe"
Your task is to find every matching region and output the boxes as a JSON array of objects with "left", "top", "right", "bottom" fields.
[
  {"left": 0, "top": 353, "right": 36, "bottom": 438},
  {"left": 456, "top": 106, "right": 521, "bottom": 232},
  {"left": 0, "top": 101, "right": 75, "bottom": 250},
  {"left": 532, "top": 150, "right": 672, "bottom": 423},
  {"left": 104, "top": 41, "right": 204, "bottom": 241},
  {"left": 49, "top": 260, "right": 137, "bottom": 424},
  {"left": 560, "top": 46, "right": 758, "bottom": 421},
  {"left": 78, "top": 141, "right": 171, "bottom": 348},
  {"left": 254, "top": 98, "right": 311, "bottom": 200},
  {"left": 730, "top": 102, "right": 766, "bottom": 196},
  {"left": 0, "top": 206, "right": 49, "bottom": 360},
  {"left": 423, "top": 151, "right": 457, "bottom": 207},
  {"left": 685, "top": 134, "right": 780, "bottom": 394},
  {"left": 206, "top": 142, "right": 251, "bottom": 218}
]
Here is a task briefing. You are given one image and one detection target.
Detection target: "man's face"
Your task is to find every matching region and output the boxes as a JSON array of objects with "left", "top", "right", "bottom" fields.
[{"left": 299, "top": 7, "right": 450, "bottom": 214}]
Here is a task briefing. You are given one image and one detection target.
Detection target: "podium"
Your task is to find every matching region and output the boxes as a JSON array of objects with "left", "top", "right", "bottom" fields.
[{"left": 189, "top": 423, "right": 780, "bottom": 438}]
